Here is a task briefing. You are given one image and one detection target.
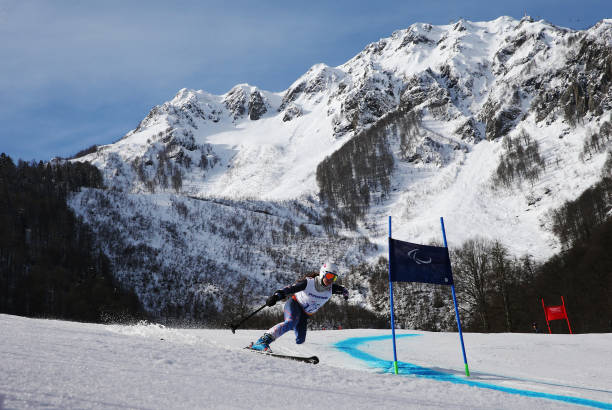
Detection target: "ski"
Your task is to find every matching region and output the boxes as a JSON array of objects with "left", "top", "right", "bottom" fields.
[{"left": 244, "top": 347, "right": 319, "bottom": 364}]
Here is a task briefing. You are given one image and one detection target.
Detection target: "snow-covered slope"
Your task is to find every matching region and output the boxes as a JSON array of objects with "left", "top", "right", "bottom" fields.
[
  {"left": 70, "top": 16, "right": 612, "bottom": 316},
  {"left": 1, "top": 314, "right": 611, "bottom": 409},
  {"left": 68, "top": 189, "right": 376, "bottom": 313}
]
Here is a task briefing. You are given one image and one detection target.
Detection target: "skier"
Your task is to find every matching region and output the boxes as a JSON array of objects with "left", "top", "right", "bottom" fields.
[{"left": 250, "top": 261, "right": 349, "bottom": 352}]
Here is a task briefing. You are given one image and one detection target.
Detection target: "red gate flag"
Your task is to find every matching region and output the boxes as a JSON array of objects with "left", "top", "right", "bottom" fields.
[
  {"left": 541, "top": 296, "right": 573, "bottom": 334},
  {"left": 544, "top": 305, "right": 566, "bottom": 321}
]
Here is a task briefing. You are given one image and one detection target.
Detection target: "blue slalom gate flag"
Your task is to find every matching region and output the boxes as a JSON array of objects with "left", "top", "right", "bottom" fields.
[{"left": 389, "top": 238, "right": 454, "bottom": 285}]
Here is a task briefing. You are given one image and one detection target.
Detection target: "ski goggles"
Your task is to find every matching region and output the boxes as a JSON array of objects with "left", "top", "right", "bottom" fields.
[{"left": 323, "top": 272, "right": 338, "bottom": 282}]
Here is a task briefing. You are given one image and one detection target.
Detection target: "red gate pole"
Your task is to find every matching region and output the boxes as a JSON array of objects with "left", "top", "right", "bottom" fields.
[
  {"left": 562, "top": 296, "right": 573, "bottom": 334},
  {"left": 542, "top": 298, "right": 552, "bottom": 334}
]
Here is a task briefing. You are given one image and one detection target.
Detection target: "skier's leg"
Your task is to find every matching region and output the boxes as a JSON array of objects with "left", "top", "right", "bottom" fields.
[
  {"left": 294, "top": 311, "right": 308, "bottom": 344},
  {"left": 267, "top": 298, "right": 301, "bottom": 341}
]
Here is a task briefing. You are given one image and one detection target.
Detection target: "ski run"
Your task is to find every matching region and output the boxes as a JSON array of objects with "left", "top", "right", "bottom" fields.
[{"left": 1, "top": 314, "right": 611, "bottom": 409}]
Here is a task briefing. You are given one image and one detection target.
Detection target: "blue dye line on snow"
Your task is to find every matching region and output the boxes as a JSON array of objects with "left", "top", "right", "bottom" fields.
[{"left": 334, "top": 334, "right": 612, "bottom": 409}]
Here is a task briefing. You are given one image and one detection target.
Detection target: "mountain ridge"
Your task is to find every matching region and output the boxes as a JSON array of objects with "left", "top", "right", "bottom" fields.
[{"left": 69, "top": 16, "right": 612, "bottom": 318}]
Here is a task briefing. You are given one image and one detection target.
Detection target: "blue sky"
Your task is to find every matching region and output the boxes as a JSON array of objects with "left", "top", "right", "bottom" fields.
[{"left": 1, "top": 0, "right": 610, "bottom": 161}]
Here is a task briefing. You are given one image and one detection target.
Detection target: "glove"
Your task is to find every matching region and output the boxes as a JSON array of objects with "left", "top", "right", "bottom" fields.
[
  {"left": 266, "top": 292, "right": 281, "bottom": 307},
  {"left": 342, "top": 289, "right": 349, "bottom": 301}
]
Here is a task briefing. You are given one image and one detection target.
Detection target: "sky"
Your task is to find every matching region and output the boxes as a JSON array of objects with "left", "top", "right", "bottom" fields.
[{"left": 1, "top": 0, "right": 611, "bottom": 161}]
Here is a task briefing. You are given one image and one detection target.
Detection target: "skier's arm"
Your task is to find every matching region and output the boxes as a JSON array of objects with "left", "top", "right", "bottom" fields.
[
  {"left": 277, "top": 280, "right": 307, "bottom": 298},
  {"left": 266, "top": 280, "right": 307, "bottom": 306},
  {"left": 332, "top": 283, "right": 349, "bottom": 300}
]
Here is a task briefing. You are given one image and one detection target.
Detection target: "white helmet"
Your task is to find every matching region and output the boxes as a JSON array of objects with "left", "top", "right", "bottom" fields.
[{"left": 319, "top": 261, "right": 339, "bottom": 282}]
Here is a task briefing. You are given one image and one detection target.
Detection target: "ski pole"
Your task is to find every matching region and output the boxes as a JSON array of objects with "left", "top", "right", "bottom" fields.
[{"left": 229, "top": 304, "right": 267, "bottom": 333}]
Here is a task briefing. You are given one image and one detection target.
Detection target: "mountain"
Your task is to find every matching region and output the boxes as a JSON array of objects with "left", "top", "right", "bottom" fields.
[{"left": 69, "top": 16, "right": 612, "bottom": 320}]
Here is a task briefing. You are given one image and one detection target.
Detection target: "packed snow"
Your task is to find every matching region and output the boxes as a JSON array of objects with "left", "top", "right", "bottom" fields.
[{"left": 1, "top": 314, "right": 611, "bottom": 409}]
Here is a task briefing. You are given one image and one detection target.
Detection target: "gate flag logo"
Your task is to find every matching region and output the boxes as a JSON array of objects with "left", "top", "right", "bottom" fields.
[{"left": 389, "top": 238, "right": 454, "bottom": 285}]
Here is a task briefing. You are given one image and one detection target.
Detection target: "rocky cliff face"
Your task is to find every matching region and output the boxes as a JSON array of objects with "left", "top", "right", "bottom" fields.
[
  {"left": 223, "top": 85, "right": 271, "bottom": 121},
  {"left": 80, "top": 17, "right": 612, "bottom": 198}
]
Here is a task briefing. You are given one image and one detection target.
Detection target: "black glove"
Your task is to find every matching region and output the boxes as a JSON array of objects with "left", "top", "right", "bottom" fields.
[
  {"left": 266, "top": 292, "right": 281, "bottom": 307},
  {"left": 342, "top": 289, "right": 349, "bottom": 301}
]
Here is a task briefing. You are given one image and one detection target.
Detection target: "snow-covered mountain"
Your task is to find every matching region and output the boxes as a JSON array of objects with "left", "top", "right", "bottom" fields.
[{"left": 70, "top": 16, "right": 612, "bottom": 317}]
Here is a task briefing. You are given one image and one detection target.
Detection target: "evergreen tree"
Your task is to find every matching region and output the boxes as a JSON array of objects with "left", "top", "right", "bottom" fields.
[{"left": 0, "top": 154, "right": 144, "bottom": 323}]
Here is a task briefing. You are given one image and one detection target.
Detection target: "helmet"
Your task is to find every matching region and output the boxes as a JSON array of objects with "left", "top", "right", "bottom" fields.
[{"left": 319, "top": 261, "right": 339, "bottom": 282}]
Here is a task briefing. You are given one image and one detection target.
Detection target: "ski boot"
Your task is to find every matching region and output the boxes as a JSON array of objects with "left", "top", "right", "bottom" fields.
[{"left": 250, "top": 333, "right": 274, "bottom": 352}]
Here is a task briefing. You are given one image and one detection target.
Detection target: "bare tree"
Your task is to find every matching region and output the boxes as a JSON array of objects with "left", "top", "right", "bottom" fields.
[
  {"left": 453, "top": 238, "right": 492, "bottom": 332},
  {"left": 491, "top": 240, "right": 513, "bottom": 331}
]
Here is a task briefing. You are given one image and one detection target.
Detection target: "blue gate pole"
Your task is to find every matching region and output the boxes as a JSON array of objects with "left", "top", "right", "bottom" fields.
[
  {"left": 388, "top": 216, "right": 399, "bottom": 374},
  {"left": 440, "top": 217, "right": 470, "bottom": 377}
]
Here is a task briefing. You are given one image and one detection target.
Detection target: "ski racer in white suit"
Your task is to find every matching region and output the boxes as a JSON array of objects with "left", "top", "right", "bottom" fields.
[{"left": 250, "top": 262, "right": 349, "bottom": 351}]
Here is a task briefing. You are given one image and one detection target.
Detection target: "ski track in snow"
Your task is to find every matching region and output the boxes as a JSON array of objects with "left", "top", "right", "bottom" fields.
[
  {"left": 1, "top": 314, "right": 611, "bottom": 409},
  {"left": 335, "top": 334, "right": 612, "bottom": 409}
]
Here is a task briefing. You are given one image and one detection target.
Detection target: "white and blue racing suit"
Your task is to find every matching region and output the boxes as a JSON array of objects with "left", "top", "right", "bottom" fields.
[{"left": 267, "top": 277, "right": 348, "bottom": 344}]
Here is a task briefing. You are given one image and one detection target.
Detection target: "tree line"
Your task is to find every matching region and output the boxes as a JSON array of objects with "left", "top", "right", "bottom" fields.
[
  {"left": 493, "top": 129, "right": 546, "bottom": 188},
  {"left": 316, "top": 122, "right": 393, "bottom": 230},
  {"left": 451, "top": 220, "right": 610, "bottom": 333},
  {"left": 0, "top": 154, "right": 144, "bottom": 323},
  {"left": 550, "top": 153, "right": 612, "bottom": 249},
  {"left": 316, "top": 106, "right": 423, "bottom": 229},
  {"left": 360, "top": 174, "right": 611, "bottom": 334},
  {"left": 580, "top": 118, "right": 612, "bottom": 161}
]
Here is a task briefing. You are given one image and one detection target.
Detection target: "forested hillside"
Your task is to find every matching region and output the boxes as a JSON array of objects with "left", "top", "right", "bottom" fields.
[
  {"left": 0, "top": 154, "right": 143, "bottom": 322},
  {"left": 361, "top": 163, "right": 612, "bottom": 334},
  {"left": 1, "top": 150, "right": 609, "bottom": 332}
]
